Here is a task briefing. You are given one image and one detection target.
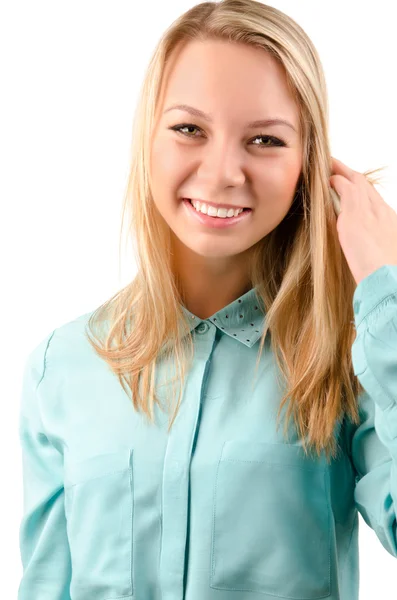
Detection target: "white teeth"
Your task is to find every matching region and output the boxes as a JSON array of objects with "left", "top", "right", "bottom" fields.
[{"left": 190, "top": 199, "right": 244, "bottom": 218}]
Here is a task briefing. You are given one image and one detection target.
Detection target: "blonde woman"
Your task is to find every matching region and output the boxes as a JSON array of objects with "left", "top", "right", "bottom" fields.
[{"left": 18, "top": 1, "right": 397, "bottom": 599}]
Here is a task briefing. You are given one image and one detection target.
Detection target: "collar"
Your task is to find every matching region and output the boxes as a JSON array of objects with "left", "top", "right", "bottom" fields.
[{"left": 180, "top": 287, "right": 267, "bottom": 348}]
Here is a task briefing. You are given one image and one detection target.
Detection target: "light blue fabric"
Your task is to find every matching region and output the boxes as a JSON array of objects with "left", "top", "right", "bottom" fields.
[{"left": 17, "top": 264, "right": 397, "bottom": 600}]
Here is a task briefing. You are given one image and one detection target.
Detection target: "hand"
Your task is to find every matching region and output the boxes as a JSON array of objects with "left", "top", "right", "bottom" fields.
[{"left": 329, "top": 156, "right": 397, "bottom": 286}]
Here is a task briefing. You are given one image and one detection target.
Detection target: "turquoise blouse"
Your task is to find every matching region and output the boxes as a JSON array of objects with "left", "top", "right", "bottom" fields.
[{"left": 18, "top": 265, "right": 397, "bottom": 600}]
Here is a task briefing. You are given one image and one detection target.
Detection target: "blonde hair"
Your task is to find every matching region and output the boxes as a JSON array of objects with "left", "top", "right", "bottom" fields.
[{"left": 85, "top": 0, "right": 388, "bottom": 463}]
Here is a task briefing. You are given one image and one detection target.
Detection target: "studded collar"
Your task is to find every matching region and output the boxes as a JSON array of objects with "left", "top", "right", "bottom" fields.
[{"left": 180, "top": 287, "right": 267, "bottom": 348}]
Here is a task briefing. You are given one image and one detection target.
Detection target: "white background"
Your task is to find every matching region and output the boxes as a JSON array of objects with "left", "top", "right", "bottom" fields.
[{"left": 2, "top": 1, "right": 396, "bottom": 598}]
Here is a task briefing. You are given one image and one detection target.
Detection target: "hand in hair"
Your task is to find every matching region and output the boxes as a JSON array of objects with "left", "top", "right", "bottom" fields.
[{"left": 330, "top": 156, "right": 397, "bottom": 286}]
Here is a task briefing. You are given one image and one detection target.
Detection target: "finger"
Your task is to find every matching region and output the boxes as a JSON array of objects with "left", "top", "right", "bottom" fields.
[
  {"left": 331, "top": 157, "right": 357, "bottom": 181},
  {"left": 332, "top": 157, "right": 375, "bottom": 201}
]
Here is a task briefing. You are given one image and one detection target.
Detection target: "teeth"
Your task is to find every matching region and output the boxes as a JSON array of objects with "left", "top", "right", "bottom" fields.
[{"left": 190, "top": 199, "right": 244, "bottom": 218}]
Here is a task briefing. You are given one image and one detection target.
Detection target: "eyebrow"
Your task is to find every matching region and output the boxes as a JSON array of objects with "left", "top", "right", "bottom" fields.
[{"left": 163, "top": 103, "right": 297, "bottom": 132}]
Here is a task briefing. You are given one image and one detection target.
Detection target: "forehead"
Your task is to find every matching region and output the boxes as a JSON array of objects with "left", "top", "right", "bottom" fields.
[{"left": 159, "top": 39, "right": 299, "bottom": 126}]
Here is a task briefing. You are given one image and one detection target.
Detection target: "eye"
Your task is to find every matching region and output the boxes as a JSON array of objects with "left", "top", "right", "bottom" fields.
[
  {"left": 169, "top": 124, "right": 202, "bottom": 137},
  {"left": 168, "top": 123, "right": 287, "bottom": 148},
  {"left": 251, "top": 133, "right": 286, "bottom": 148}
]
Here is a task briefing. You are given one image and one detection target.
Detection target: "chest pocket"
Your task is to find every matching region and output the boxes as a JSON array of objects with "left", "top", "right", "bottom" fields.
[
  {"left": 210, "top": 440, "right": 331, "bottom": 599},
  {"left": 64, "top": 448, "right": 134, "bottom": 600}
]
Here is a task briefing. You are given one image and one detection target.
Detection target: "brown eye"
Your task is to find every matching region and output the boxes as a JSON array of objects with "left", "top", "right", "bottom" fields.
[
  {"left": 170, "top": 124, "right": 201, "bottom": 137},
  {"left": 169, "top": 124, "right": 287, "bottom": 148},
  {"left": 251, "top": 134, "right": 286, "bottom": 147}
]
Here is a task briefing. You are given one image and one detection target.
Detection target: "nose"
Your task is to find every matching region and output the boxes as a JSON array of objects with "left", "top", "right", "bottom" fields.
[{"left": 196, "top": 139, "right": 246, "bottom": 189}]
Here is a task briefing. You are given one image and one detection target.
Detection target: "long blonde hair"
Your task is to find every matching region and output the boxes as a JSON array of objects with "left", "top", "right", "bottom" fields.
[{"left": 85, "top": 0, "right": 387, "bottom": 462}]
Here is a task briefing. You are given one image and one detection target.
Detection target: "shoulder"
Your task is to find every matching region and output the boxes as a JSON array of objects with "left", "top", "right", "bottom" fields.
[{"left": 25, "top": 308, "right": 101, "bottom": 383}]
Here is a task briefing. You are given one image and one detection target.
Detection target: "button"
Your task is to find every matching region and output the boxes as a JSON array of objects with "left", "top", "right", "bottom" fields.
[{"left": 196, "top": 321, "right": 209, "bottom": 334}]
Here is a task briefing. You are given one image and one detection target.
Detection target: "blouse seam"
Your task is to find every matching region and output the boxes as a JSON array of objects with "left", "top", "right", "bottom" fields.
[{"left": 35, "top": 328, "right": 57, "bottom": 392}]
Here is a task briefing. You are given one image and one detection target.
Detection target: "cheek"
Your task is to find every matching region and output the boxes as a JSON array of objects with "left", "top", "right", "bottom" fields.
[
  {"left": 151, "top": 135, "right": 182, "bottom": 177},
  {"left": 150, "top": 138, "right": 165, "bottom": 180},
  {"left": 150, "top": 140, "right": 182, "bottom": 218},
  {"left": 262, "top": 162, "right": 301, "bottom": 199},
  {"left": 255, "top": 169, "right": 301, "bottom": 223},
  {"left": 150, "top": 141, "right": 176, "bottom": 203}
]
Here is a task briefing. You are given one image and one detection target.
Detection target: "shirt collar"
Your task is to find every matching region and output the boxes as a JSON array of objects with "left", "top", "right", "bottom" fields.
[{"left": 180, "top": 287, "right": 267, "bottom": 348}]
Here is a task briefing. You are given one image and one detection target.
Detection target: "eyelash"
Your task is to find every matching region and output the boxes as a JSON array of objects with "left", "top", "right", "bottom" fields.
[{"left": 169, "top": 123, "right": 287, "bottom": 148}]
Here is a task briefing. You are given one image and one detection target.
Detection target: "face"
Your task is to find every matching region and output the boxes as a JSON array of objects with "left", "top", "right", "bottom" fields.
[{"left": 150, "top": 39, "right": 303, "bottom": 271}]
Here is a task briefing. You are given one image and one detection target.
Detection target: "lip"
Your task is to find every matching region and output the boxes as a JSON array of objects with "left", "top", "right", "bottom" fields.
[{"left": 182, "top": 198, "right": 252, "bottom": 229}]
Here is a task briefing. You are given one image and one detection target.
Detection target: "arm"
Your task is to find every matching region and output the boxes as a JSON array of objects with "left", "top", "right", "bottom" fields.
[
  {"left": 17, "top": 330, "right": 72, "bottom": 599},
  {"left": 348, "top": 264, "right": 397, "bottom": 557}
]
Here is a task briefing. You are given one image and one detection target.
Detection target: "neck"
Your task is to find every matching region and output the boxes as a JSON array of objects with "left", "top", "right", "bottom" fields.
[{"left": 172, "top": 238, "right": 253, "bottom": 319}]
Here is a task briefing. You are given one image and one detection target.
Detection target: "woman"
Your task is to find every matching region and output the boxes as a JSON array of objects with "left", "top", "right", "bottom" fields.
[{"left": 18, "top": 1, "right": 397, "bottom": 599}]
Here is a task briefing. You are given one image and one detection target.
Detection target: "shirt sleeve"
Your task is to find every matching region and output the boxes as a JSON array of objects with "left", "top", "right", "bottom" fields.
[
  {"left": 348, "top": 264, "right": 397, "bottom": 558},
  {"left": 17, "top": 329, "right": 72, "bottom": 599}
]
